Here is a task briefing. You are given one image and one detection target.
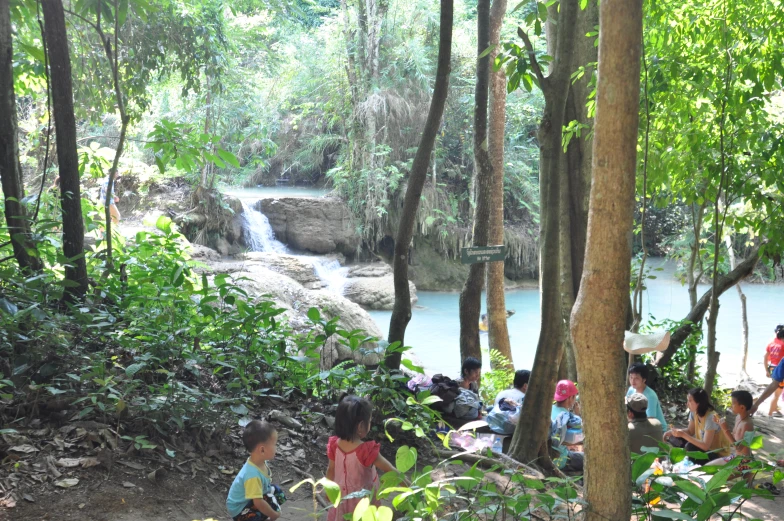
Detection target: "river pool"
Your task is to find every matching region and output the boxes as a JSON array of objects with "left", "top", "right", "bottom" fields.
[
  {"left": 228, "top": 186, "right": 783, "bottom": 386},
  {"left": 369, "top": 258, "right": 783, "bottom": 385}
]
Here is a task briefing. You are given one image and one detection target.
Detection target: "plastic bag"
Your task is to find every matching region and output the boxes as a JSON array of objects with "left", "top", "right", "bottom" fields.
[
  {"left": 672, "top": 457, "right": 695, "bottom": 474},
  {"left": 486, "top": 404, "right": 521, "bottom": 435}
]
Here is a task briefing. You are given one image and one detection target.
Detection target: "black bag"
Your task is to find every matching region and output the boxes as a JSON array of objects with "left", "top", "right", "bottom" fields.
[{"left": 428, "top": 374, "right": 460, "bottom": 414}]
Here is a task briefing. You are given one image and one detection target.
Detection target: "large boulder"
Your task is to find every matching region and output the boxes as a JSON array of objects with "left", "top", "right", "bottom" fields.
[
  {"left": 256, "top": 197, "right": 360, "bottom": 256},
  {"left": 241, "top": 252, "right": 323, "bottom": 289},
  {"left": 208, "top": 260, "right": 383, "bottom": 369},
  {"left": 342, "top": 263, "right": 417, "bottom": 310}
]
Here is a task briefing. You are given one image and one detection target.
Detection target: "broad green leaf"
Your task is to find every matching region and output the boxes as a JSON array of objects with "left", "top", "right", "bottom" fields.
[
  {"left": 395, "top": 446, "right": 417, "bottom": 473},
  {"left": 217, "top": 149, "right": 241, "bottom": 168},
  {"left": 353, "top": 497, "right": 370, "bottom": 521},
  {"left": 632, "top": 452, "right": 658, "bottom": 482}
]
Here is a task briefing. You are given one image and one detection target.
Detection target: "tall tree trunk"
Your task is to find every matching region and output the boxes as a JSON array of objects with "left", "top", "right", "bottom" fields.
[
  {"left": 486, "top": 0, "right": 512, "bottom": 365},
  {"left": 725, "top": 235, "right": 749, "bottom": 373},
  {"left": 458, "top": 0, "right": 491, "bottom": 363},
  {"left": 0, "top": 0, "right": 42, "bottom": 272},
  {"left": 386, "top": 0, "right": 453, "bottom": 369},
  {"left": 93, "top": 0, "right": 129, "bottom": 270},
  {"left": 685, "top": 201, "right": 707, "bottom": 380},
  {"left": 557, "top": 0, "right": 598, "bottom": 383},
  {"left": 42, "top": 0, "right": 88, "bottom": 300},
  {"left": 508, "top": 0, "right": 578, "bottom": 467},
  {"left": 571, "top": 1, "right": 642, "bottom": 518},
  {"left": 705, "top": 31, "right": 733, "bottom": 398}
]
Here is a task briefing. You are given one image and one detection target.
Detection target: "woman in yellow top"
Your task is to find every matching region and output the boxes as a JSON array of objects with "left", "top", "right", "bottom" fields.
[{"left": 663, "top": 388, "right": 731, "bottom": 459}]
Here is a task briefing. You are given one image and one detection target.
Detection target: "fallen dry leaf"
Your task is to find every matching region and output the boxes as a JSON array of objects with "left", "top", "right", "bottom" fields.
[
  {"left": 56, "top": 458, "right": 82, "bottom": 468},
  {"left": 117, "top": 460, "right": 145, "bottom": 470},
  {"left": 55, "top": 478, "right": 80, "bottom": 488},
  {"left": 123, "top": 482, "right": 135, "bottom": 488},
  {"left": 9, "top": 445, "right": 38, "bottom": 454}
]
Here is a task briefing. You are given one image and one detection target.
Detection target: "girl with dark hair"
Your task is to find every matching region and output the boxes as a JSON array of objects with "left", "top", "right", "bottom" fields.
[
  {"left": 763, "top": 325, "right": 784, "bottom": 417},
  {"left": 663, "top": 388, "right": 731, "bottom": 458},
  {"left": 325, "top": 395, "right": 395, "bottom": 521}
]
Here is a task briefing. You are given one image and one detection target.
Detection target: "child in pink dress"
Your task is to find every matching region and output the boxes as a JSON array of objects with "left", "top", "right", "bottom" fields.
[{"left": 326, "top": 395, "right": 395, "bottom": 521}]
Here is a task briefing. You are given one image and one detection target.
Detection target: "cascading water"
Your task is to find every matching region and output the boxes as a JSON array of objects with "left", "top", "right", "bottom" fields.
[
  {"left": 239, "top": 200, "right": 348, "bottom": 294},
  {"left": 310, "top": 257, "right": 349, "bottom": 295},
  {"left": 240, "top": 201, "right": 288, "bottom": 253}
]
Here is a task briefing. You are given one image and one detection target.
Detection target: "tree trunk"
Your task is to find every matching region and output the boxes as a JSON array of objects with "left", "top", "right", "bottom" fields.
[
  {"left": 571, "top": 1, "right": 642, "bottom": 518},
  {"left": 458, "top": 0, "right": 491, "bottom": 363},
  {"left": 385, "top": 0, "right": 453, "bottom": 369},
  {"left": 655, "top": 243, "right": 760, "bottom": 367},
  {"left": 486, "top": 0, "right": 512, "bottom": 365},
  {"left": 557, "top": 0, "right": 597, "bottom": 383},
  {"left": 725, "top": 236, "right": 749, "bottom": 373},
  {"left": 0, "top": 0, "right": 42, "bottom": 272},
  {"left": 685, "top": 201, "right": 706, "bottom": 381},
  {"left": 42, "top": 0, "right": 88, "bottom": 300},
  {"left": 93, "top": 0, "right": 129, "bottom": 270},
  {"left": 508, "top": 0, "right": 578, "bottom": 467}
]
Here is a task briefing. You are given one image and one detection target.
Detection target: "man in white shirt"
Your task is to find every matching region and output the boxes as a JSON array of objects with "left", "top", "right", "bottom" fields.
[{"left": 494, "top": 369, "right": 530, "bottom": 407}]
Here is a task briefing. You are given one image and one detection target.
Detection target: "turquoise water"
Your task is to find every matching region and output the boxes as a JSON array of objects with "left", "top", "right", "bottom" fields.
[
  {"left": 369, "top": 259, "right": 784, "bottom": 384},
  {"left": 224, "top": 186, "right": 331, "bottom": 202}
]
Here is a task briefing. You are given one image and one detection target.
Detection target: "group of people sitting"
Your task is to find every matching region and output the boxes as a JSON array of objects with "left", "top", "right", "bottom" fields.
[{"left": 468, "top": 359, "right": 758, "bottom": 473}]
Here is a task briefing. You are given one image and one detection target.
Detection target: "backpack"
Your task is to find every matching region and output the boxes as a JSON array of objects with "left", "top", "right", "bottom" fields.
[
  {"left": 453, "top": 388, "right": 482, "bottom": 420},
  {"left": 428, "top": 374, "right": 460, "bottom": 414}
]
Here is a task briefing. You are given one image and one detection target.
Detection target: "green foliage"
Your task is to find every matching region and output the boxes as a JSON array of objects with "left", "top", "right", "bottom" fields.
[
  {"left": 146, "top": 118, "right": 241, "bottom": 181},
  {"left": 642, "top": 317, "right": 705, "bottom": 394},
  {"left": 479, "top": 349, "right": 515, "bottom": 406}
]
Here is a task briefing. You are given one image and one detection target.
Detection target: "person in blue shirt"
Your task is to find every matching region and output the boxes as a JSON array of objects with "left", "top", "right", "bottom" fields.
[
  {"left": 227, "top": 420, "right": 286, "bottom": 521},
  {"left": 626, "top": 363, "right": 667, "bottom": 428},
  {"left": 751, "top": 357, "right": 784, "bottom": 416}
]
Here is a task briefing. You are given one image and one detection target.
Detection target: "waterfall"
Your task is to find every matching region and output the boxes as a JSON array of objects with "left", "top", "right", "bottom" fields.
[
  {"left": 310, "top": 257, "right": 349, "bottom": 295},
  {"left": 239, "top": 200, "right": 348, "bottom": 294},
  {"left": 240, "top": 201, "right": 288, "bottom": 253}
]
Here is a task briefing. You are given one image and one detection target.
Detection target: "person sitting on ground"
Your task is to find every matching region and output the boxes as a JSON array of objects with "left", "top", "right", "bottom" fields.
[
  {"left": 627, "top": 392, "right": 664, "bottom": 454},
  {"left": 456, "top": 357, "right": 482, "bottom": 393},
  {"left": 486, "top": 370, "right": 530, "bottom": 435},
  {"left": 751, "top": 350, "right": 784, "bottom": 416},
  {"left": 763, "top": 325, "right": 784, "bottom": 417},
  {"left": 664, "top": 387, "right": 731, "bottom": 459},
  {"left": 451, "top": 357, "right": 484, "bottom": 420},
  {"left": 226, "top": 420, "right": 286, "bottom": 521},
  {"left": 551, "top": 380, "right": 584, "bottom": 472},
  {"left": 494, "top": 369, "right": 530, "bottom": 407},
  {"left": 706, "top": 390, "right": 755, "bottom": 476},
  {"left": 627, "top": 363, "right": 667, "bottom": 427}
]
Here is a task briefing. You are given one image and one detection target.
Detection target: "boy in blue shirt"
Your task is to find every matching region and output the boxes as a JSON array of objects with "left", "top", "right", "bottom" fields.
[
  {"left": 626, "top": 363, "right": 667, "bottom": 428},
  {"left": 227, "top": 420, "right": 285, "bottom": 521}
]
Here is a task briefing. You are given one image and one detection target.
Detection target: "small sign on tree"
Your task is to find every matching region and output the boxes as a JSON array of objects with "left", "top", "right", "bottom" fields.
[{"left": 461, "top": 246, "right": 506, "bottom": 264}]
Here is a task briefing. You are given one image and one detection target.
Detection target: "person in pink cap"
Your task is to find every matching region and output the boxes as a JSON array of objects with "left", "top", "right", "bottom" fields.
[{"left": 550, "top": 380, "right": 584, "bottom": 471}]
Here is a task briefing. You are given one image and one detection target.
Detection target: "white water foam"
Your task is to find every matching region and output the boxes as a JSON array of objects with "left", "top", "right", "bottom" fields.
[
  {"left": 240, "top": 201, "right": 288, "bottom": 253},
  {"left": 239, "top": 200, "right": 348, "bottom": 295},
  {"left": 310, "top": 257, "right": 349, "bottom": 295}
]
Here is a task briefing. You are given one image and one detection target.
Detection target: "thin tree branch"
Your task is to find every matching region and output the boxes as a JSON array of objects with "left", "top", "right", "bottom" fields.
[
  {"left": 63, "top": 8, "right": 100, "bottom": 33},
  {"left": 517, "top": 27, "right": 546, "bottom": 86},
  {"left": 32, "top": 0, "right": 52, "bottom": 223}
]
